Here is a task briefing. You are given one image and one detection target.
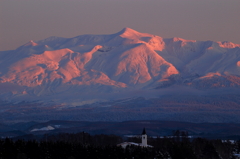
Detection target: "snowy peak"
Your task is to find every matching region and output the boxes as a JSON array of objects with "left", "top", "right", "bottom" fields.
[
  {"left": 24, "top": 40, "right": 38, "bottom": 47},
  {"left": 118, "top": 27, "right": 157, "bottom": 40},
  {"left": 115, "top": 27, "right": 165, "bottom": 51},
  {"left": 118, "top": 27, "right": 145, "bottom": 38},
  {"left": 217, "top": 41, "right": 240, "bottom": 49}
]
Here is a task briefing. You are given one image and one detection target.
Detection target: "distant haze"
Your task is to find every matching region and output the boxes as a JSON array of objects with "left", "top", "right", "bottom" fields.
[{"left": 1, "top": 0, "right": 240, "bottom": 51}]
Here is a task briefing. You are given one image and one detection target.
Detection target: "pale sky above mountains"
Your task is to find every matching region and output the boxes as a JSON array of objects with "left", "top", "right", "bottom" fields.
[{"left": 1, "top": 0, "right": 240, "bottom": 51}]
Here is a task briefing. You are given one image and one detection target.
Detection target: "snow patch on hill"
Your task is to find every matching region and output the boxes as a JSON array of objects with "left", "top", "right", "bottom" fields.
[{"left": 31, "top": 126, "right": 55, "bottom": 132}]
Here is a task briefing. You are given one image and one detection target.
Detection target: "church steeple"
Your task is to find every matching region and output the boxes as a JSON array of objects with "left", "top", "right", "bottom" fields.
[
  {"left": 142, "top": 128, "right": 146, "bottom": 135},
  {"left": 141, "top": 128, "right": 147, "bottom": 147}
]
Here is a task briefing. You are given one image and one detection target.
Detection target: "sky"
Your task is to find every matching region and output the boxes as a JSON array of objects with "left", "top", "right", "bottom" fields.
[{"left": 0, "top": 0, "right": 240, "bottom": 51}]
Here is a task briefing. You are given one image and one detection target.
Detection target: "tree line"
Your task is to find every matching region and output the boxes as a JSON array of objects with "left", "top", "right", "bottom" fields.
[{"left": 0, "top": 131, "right": 239, "bottom": 159}]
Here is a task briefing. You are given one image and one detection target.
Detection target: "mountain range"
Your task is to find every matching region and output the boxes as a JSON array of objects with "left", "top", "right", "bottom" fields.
[{"left": 1, "top": 28, "right": 240, "bottom": 122}]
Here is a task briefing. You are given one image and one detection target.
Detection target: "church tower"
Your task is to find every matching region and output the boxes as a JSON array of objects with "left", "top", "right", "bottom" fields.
[{"left": 141, "top": 128, "right": 147, "bottom": 147}]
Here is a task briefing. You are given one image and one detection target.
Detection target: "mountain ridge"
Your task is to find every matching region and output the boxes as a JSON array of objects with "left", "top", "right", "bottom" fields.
[{"left": 0, "top": 27, "right": 240, "bottom": 105}]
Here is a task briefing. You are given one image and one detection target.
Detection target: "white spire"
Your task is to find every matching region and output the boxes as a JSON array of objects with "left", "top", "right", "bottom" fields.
[{"left": 141, "top": 128, "right": 147, "bottom": 147}]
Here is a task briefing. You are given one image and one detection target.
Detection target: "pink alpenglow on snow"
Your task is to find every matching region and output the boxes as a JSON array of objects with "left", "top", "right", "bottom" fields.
[{"left": 0, "top": 28, "right": 240, "bottom": 104}]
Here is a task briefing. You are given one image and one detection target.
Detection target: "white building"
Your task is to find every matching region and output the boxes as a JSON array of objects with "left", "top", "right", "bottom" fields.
[{"left": 117, "top": 128, "right": 153, "bottom": 148}]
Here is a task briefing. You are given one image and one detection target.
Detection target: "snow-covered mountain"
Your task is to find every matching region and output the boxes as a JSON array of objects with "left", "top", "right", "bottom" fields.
[{"left": 0, "top": 28, "right": 240, "bottom": 105}]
